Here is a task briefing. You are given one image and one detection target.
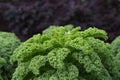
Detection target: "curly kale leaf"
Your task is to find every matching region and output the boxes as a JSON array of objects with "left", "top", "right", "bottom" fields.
[
  {"left": 49, "top": 64, "right": 79, "bottom": 80},
  {"left": 11, "top": 62, "right": 30, "bottom": 80},
  {"left": 48, "top": 48, "right": 70, "bottom": 69},
  {"left": 29, "top": 55, "right": 48, "bottom": 75}
]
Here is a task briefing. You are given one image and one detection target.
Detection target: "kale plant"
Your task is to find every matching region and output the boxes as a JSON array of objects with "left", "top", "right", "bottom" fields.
[
  {"left": 0, "top": 32, "right": 21, "bottom": 80},
  {"left": 110, "top": 36, "right": 120, "bottom": 80},
  {"left": 10, "top": 25, "right": 116, "bottom": 80}
]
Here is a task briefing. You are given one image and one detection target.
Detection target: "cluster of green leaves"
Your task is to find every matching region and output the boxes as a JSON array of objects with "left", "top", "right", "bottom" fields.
[
  {"left": 110, "top": 36, "right": 120, "bottom": 80},
  {"left": 10, "top": 25, "right": 119, "bottom": 80},
  {"left": 0, "top": 32, "right": 21, "bottom": 80}
]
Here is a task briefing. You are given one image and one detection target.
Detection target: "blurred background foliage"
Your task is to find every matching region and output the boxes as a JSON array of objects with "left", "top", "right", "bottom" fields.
[{"left": 0, "top": 0, "right": 120, "bottom": 42}]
